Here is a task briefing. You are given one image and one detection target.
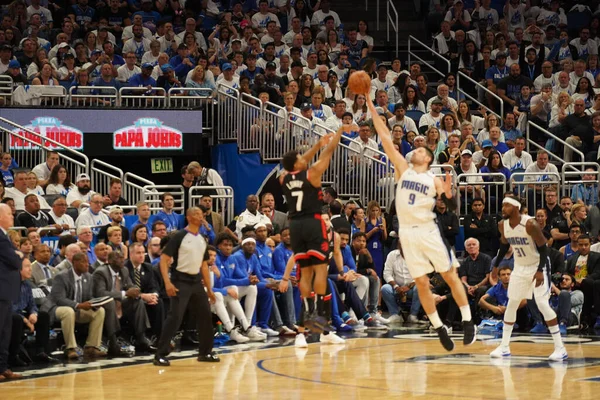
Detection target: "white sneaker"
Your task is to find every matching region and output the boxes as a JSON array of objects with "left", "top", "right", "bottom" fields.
[
  {"left": 230, "top": 327, "right": 250, "bottom": 343},
  {"left": 388, "top": 314, "right": 404, "bottom": 324},
  {"left": 320, "top": 332, "right": 346, "bottom": 344},
  {"left": 548, "top": 347, "right": 568, "bottom": 361},
  {"left": 246, "top": 326, "right": 267, "bottom": 341},
  {"left": 374, "top": 313, "right": 390, "bottom": 325},
  {"left": 261, "top": 327, "right": 280, "bottom": 337},
  {"left": 407, "top": 315, "right": 428, "bottom": 325},
  {"left": 295, "top": 333, "right": 308, "bottom": 348},
  {"left": 353, "top": 320, "right": 367, "bottom": 331},
  {"left": 490, "top": 345, "right": 511, "bottom": 358}
]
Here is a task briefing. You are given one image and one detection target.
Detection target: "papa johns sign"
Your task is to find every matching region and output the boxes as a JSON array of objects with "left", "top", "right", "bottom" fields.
[{"left": 113, "top": 118, "right": 183, "bottom": 150}]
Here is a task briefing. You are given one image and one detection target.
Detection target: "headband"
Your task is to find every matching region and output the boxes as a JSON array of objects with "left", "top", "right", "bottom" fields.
[
  {"left": 502, "top": 197, "right": 521, "bottom": 208},
  {"left": 241, "top": 237, "right": 256, "bottom": 246}
]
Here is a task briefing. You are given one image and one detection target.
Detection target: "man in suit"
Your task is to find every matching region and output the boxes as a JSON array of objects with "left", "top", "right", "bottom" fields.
[
  {"left": 55, "top": 243, "right": 83, "bottom": 272},
  {"left": 126, "top": 242, "right": 164, "bottom": 337},
  {"left": 10, "top": 258, "right": 57, "bottom": 365},
  {"left": 261, "top": 192, "right": 288, "bottom": 240},
  {"left": 92, "top": 251, "right": 154, "bottom": 354},
  {"left": 0, "top": 203, "right": 24, "bottom": 380},
  {"left": 329, "top": 200, "right": 351, "bottom": 233},
  {"left": 31, "top": 244, "right": 57, "bottom": 286},
  {"left": 40, "top": 252, "right": 107, "bottom": 360},
  {"left": 566, "top": 234, "right": 600, "bottom": 329},
  {"left": 91, "top": 242, "right": 110, "bottom": 273}
]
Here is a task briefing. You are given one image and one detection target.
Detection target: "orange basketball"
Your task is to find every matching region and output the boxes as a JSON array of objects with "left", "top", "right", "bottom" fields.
[{"left": 348, "top": 71, "right": 371, "bottom": 95}]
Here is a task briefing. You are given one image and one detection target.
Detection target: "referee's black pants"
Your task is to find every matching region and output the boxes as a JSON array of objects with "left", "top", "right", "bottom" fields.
[{"left": 156, "top": 271, "right": 214, "bottom": 357}]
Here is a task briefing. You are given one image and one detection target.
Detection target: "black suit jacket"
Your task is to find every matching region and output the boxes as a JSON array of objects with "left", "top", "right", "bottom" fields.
[
  {"left": 0, "top": 229, "right": 23, "bottom": 302},
  {"left": 92, "top": 265, "right": 135, "bottom": 300},
  {"left": 567, "top": 251, "right": 600, "bottom": 280},
  {"left": 125, "top": 260, "right": 159, "bottom": 295}
]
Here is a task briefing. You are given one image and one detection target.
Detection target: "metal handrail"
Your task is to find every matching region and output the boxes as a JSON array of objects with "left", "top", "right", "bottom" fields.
[
  {"left": 387, "top": 0, "right": 399, "bottom": 57},
  {"left": 408, "top": 35, "right": 451, "bottom": 79},
  {"left": 456, "top": 71, "right": 503, "bottom": 119},
  {"left": 90, "top": 159, "right": 124, "bottom": 199},
  {"left": 68, "top": 85, "right": 118, "bottom": 107},
  {"left": 0, "top": 76, "right": 13, "bottom": 105},
  {"left": 527, "top": 121, "right": 584, "bottom": 169},
  {"left": 188, "top": 185, "right": 235, "bottom": 224},
  {"left": 142, "top": 185, "right": 185, "bottom": 213},
  {"left": 0, "top": 117, "right": 89, "bottom": 171},
  {"left": 123, "top": 172, "right": 155, "bottom": 207}
]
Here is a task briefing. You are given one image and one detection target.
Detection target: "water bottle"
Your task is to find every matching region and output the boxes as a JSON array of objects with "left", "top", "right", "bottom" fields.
[{"left": 338, "top": 23, "right": 345, "bottom": 44}]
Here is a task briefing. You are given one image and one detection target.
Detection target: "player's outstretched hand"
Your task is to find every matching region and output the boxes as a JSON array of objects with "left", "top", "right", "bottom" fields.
[{"left": 319, "top": 133, "right": 334, "bottom": 147}]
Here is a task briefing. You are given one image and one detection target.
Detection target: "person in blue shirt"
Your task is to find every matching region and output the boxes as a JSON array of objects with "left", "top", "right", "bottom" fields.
[
  {"left": 70, "top": 0, "right": 96, "bottom": 29},
  {"left": 10, "top": 258, "right": 55, "bottom": 364},
  {"left": 170, "top": 43, "right": 196, "bottom": 82},
  {"left": 149, "top": 192, "right": 183, "bottom": 233},
  {"left": 571, "top": 168, "right": 599, "bottom": 207},
  {"left": 479, "top": 266, "right": 527, "bottom": 321},
  {"left": 501, "top": 112, "right": 522, "bottom": 149},
  {"left": 128, "top": 63, "right": 158, "bottom": 95},
  {"left": 92, "top": 62, "right": 121, "bottom": 103},
  {"left": 273, "top": 227, "right": 301, "bottom": 324},
  {"left": 132, "top": 0, "right": 162, "bottom": 27},
  {"left": 102, "top": 42, "right": 125, "bottom": 67},
  {"left": 256, "top": 225, "right": 296, "bottom": 332},
  {"left": 230, "top": 235, "right": 277, "bottom": 336}
]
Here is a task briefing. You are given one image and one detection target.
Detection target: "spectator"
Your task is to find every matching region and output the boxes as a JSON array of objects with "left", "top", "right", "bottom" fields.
[
  {"left": 415, "top": 73, "right": 437, "bottom": 105},
  {"left": 92, "top": 62, "right": 120, "bottom": 92},
  {"left": 479, "top": 266, "right": 526, "bottom": 321},
  {"left": 344, "top": 25, "right": 368, "bottom": 64},
  {"left": 571, "top": 168, "right": 599, "bottom": 207},
  {"left": 438, "top": 132, "right": 462, "bottom": 167},
  {"left": 481, "top": 150, "right": 511, "bottom": 182},
  {"left": 31, "top": 151, "right": 59, "bottom": 187},
  {"left": 435, "top": 196, "right": 459, "bottom": 247},
  {"left": 45, "top": 164, "right": 75, "bottom": 196},
  {"left": 487, "top": 126, "right": 509, "bottom": 154},
  {"left": 547, "top": 273, "right": 584, "bottom": 334},
  {"left": 365, "top": 200, "right": 386, "bottom": 277},
  {"left": 30, "top": 244, "right": 57, "bottom": 287},
  {"left": 523, "top": 149, "right": 559, "bottom": 185},
  {"left": 550, "top": 196, "right": 574, "bottom": 249},
  {"left": 200, "top": 195, "right": 227, "bottom": 237},
  {"left": 1, "top": 60, "right": 27, "bottom": 89},
  {"left": 381, "top": 244, "right": 424, "bottom": 324},
  {"left": 55, "top": 243, "right": 83, "bottom": 272},
  {"left": 544, "top": 188, "right": 562, "bottom": 223},
  {"left": 65, "top": 173, "right": 94, "bottom": 208},
  {"left": 132, "top": 201, "right": 152, "bottom": 235},
  {"left": 0, "top": 153, "right": 14, "bottom": 187},
  {"left": 497, "top": 63, "right": 533, "bottom": 110},
  {"left": 131, "top": 224, "right": 149, "bottom": 249},
  {"left": 157, "top": 63, "right": 183, "bottom": 92},
  {"left": 463, "top": 198, "right": 495, "bottom": 256},
  {"left": 127, "top": 62, "right": 157, "bottom": 95},
  {"left": 260, "top": 192, "right": 288, "bottom": 235},
  {"left": 151, "top": 221, "right": 168, "bottom": 239},
  {"left": 26, "top": 171, "right": 44, "bottom": 196},
  {"left": 350, "top": 232, "right": 382, "bottom": 317},
  {"left": 40, "top": 252, "right": 107, "bottom": 360},
  {"left": 502, "top": 137, "right": 533, "bottom": 173},
  {"left": 77, "top": 226, "right": 96, "bottom": 266},
  {"left": 460, "top": 238, "right": 491, "bottom": 318},
  {"left": 5, "top": 171, "right": 50, "bottom": 211},
  {"left": 234, "top": 194, "right": 272, "bottom": 239},
  {"left": 559, "top": 224, "right": 582, "bottom": 260},
  {"left": 146, "top": 237, "right": 161, "bottom": 266},
  {"left": 116, "top": 52, "right": 141, "bottom": 83},
  {"left": 16, "top": 194, "right": 59, "bottom": 235},
  {"left": 75, "top": 193, "right": 110, "bottom": 234},
  {"left": 97, "top": 206, "right": 130, "bottom": 244},
  {"left": 102, "top": 178, "right": 129, "bottom": 209},
  {"left": 566, "top": 234, "right": 600, "bottom": 329},
  {"left": 150, "top": 192, "right": 182, "bottom": 233}
]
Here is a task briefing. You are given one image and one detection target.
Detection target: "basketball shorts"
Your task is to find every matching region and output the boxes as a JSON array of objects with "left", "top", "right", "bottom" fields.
[
  {"left": 507, "top": 262, "right": 550, "bottom": 301},
  {"left": 289, "top": 214, "right": 330, "bottom": 268},
  {"left": 398, "top": 223, "right": 456, "bottom": 278}
]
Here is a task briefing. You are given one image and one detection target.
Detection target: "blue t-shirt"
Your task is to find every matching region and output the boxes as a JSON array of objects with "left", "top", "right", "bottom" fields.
[
  {"left": 485, "top": 65, "right": 510, "bottom": 85},
  {"left": 132, "top": 10, "right": 162, "bottom": 24},
  {"left": 1, "top": 169, "right": 13, "bottom": 186},
  {"left": 486, "top": 283, "right": 509, "bottom": 306}
]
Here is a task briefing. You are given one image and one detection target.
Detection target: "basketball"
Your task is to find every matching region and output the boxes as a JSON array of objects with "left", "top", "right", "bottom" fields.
[{"left": 348, "top": 71, "right": 371, "bottom": 95}]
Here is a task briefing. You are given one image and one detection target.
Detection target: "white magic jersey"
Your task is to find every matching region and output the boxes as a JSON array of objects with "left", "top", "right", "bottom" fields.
[
  {"left": 503, "top": 215, "right": 539, "bottom": 266},
  {"left": 396, "top": 168, "right": 437, "bottom": 227}
]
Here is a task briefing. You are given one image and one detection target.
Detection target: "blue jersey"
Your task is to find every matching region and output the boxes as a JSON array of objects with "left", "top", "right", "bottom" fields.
[{"left": 255, "top": 241, "right": 277, "bottom": 279}]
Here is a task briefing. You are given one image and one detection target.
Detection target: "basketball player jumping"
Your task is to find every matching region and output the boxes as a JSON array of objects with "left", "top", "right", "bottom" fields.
[
  {"left": 490, "top": 196, "right": 567, "bottom": 360},
  {"left": 366, "top": 95, "right": 476, "bottom": 351},
  {"left": 280, "top": 126, "right": 346, "bottom": 344}
]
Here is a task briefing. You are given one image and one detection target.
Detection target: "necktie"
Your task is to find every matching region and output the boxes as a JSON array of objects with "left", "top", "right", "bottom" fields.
[
  {"left": 43, "top": 266, "right": 51, "bottom": 279},
  {"left": 114, "top": 274, "right": 122, "bottom": 318},
  {"left": 76, "top": 279, "right": 82, "bottom": 303},
  {"left": 134, "top": 267, "right": 141, "bottom": 288}
]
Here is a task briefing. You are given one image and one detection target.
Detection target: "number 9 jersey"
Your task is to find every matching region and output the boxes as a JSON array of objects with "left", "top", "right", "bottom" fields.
[
  {"left": 395, "top": 168, "right": 438, "bottom": 228},
  {"left": 281, "top": 170, "right": 324, "bottom": 218}
]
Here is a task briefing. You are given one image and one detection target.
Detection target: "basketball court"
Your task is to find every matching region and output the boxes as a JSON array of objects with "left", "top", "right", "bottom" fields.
[{"left": 2, "top": 328, "right": 600, "bottom": 399}]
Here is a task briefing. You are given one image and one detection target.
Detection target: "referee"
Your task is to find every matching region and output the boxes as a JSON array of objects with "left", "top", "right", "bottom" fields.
[{"left": 153, "top": 206, "right": 219, "bottom": 366}]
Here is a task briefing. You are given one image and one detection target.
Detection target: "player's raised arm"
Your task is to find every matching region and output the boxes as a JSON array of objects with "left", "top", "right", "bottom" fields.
[
  {"left": 365, "top": 93, "right": 408, "bottom": 179},
  {"left": 301, "top": 132, "right": 334, "bottom": 165},
  {"left": 308, "top": 125, "right": 345, "bottom": 181}
]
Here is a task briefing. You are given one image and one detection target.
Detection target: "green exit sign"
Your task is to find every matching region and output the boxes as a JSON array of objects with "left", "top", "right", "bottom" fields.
[{"left": 151, "top": 158, "right": 173, "bottom": 174}]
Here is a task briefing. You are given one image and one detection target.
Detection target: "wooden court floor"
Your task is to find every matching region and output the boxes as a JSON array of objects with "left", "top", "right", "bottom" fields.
[{"left": 2, "top": 331, "right": 600, "bottom": 399}]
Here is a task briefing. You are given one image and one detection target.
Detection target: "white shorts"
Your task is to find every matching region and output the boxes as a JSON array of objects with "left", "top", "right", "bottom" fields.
[
  {"left": 398, "top": 224, "right": 456, "bottom": 278},
  {"left": 507, "top": 263, "right": 550, "bottom": 301}
]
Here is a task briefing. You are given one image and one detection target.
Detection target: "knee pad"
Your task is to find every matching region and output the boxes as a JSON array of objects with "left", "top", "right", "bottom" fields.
[{"left": 503, "top": 299, "right": 520, "bottom": 323}]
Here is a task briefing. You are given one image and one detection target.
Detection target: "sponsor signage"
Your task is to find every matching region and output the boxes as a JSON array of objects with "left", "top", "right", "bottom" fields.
[
  {"left": 113, "top": 118, "right": 183, "bottom": 150},
  {"left": 10, "top": 117, "right": 84, "bottom": 150}
]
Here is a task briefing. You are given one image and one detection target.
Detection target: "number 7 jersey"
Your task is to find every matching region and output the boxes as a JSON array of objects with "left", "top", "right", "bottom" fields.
[
  {"left": 281, "top": 170, "right": 324, "bottom": 219},
  {"left": 395, "top": 167, "right": 438, "bottom": 227}
]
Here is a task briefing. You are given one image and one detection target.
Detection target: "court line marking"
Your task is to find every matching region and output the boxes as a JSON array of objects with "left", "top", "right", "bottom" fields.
[{"left": 255, "top": 339, "right": 509, "bottom": 400}]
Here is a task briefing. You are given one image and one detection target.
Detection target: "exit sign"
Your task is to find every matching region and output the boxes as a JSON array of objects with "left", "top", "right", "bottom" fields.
[{"left": 151, "top": 158, "right": 173, "bottom": 174}]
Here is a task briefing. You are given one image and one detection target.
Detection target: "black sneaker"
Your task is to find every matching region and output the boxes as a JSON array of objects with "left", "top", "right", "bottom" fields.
[
  {"left": 435, "top": 325, "right": 455, "bottom": 351},
  {"left": 463, "top": 320, "right": 477, "bottom": 346},
  {"left": 197, "top": 352, "right": 220, "bottom": 363},
  {"left": 153, "top": 356, "right": 170, "bottom": 366}
]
